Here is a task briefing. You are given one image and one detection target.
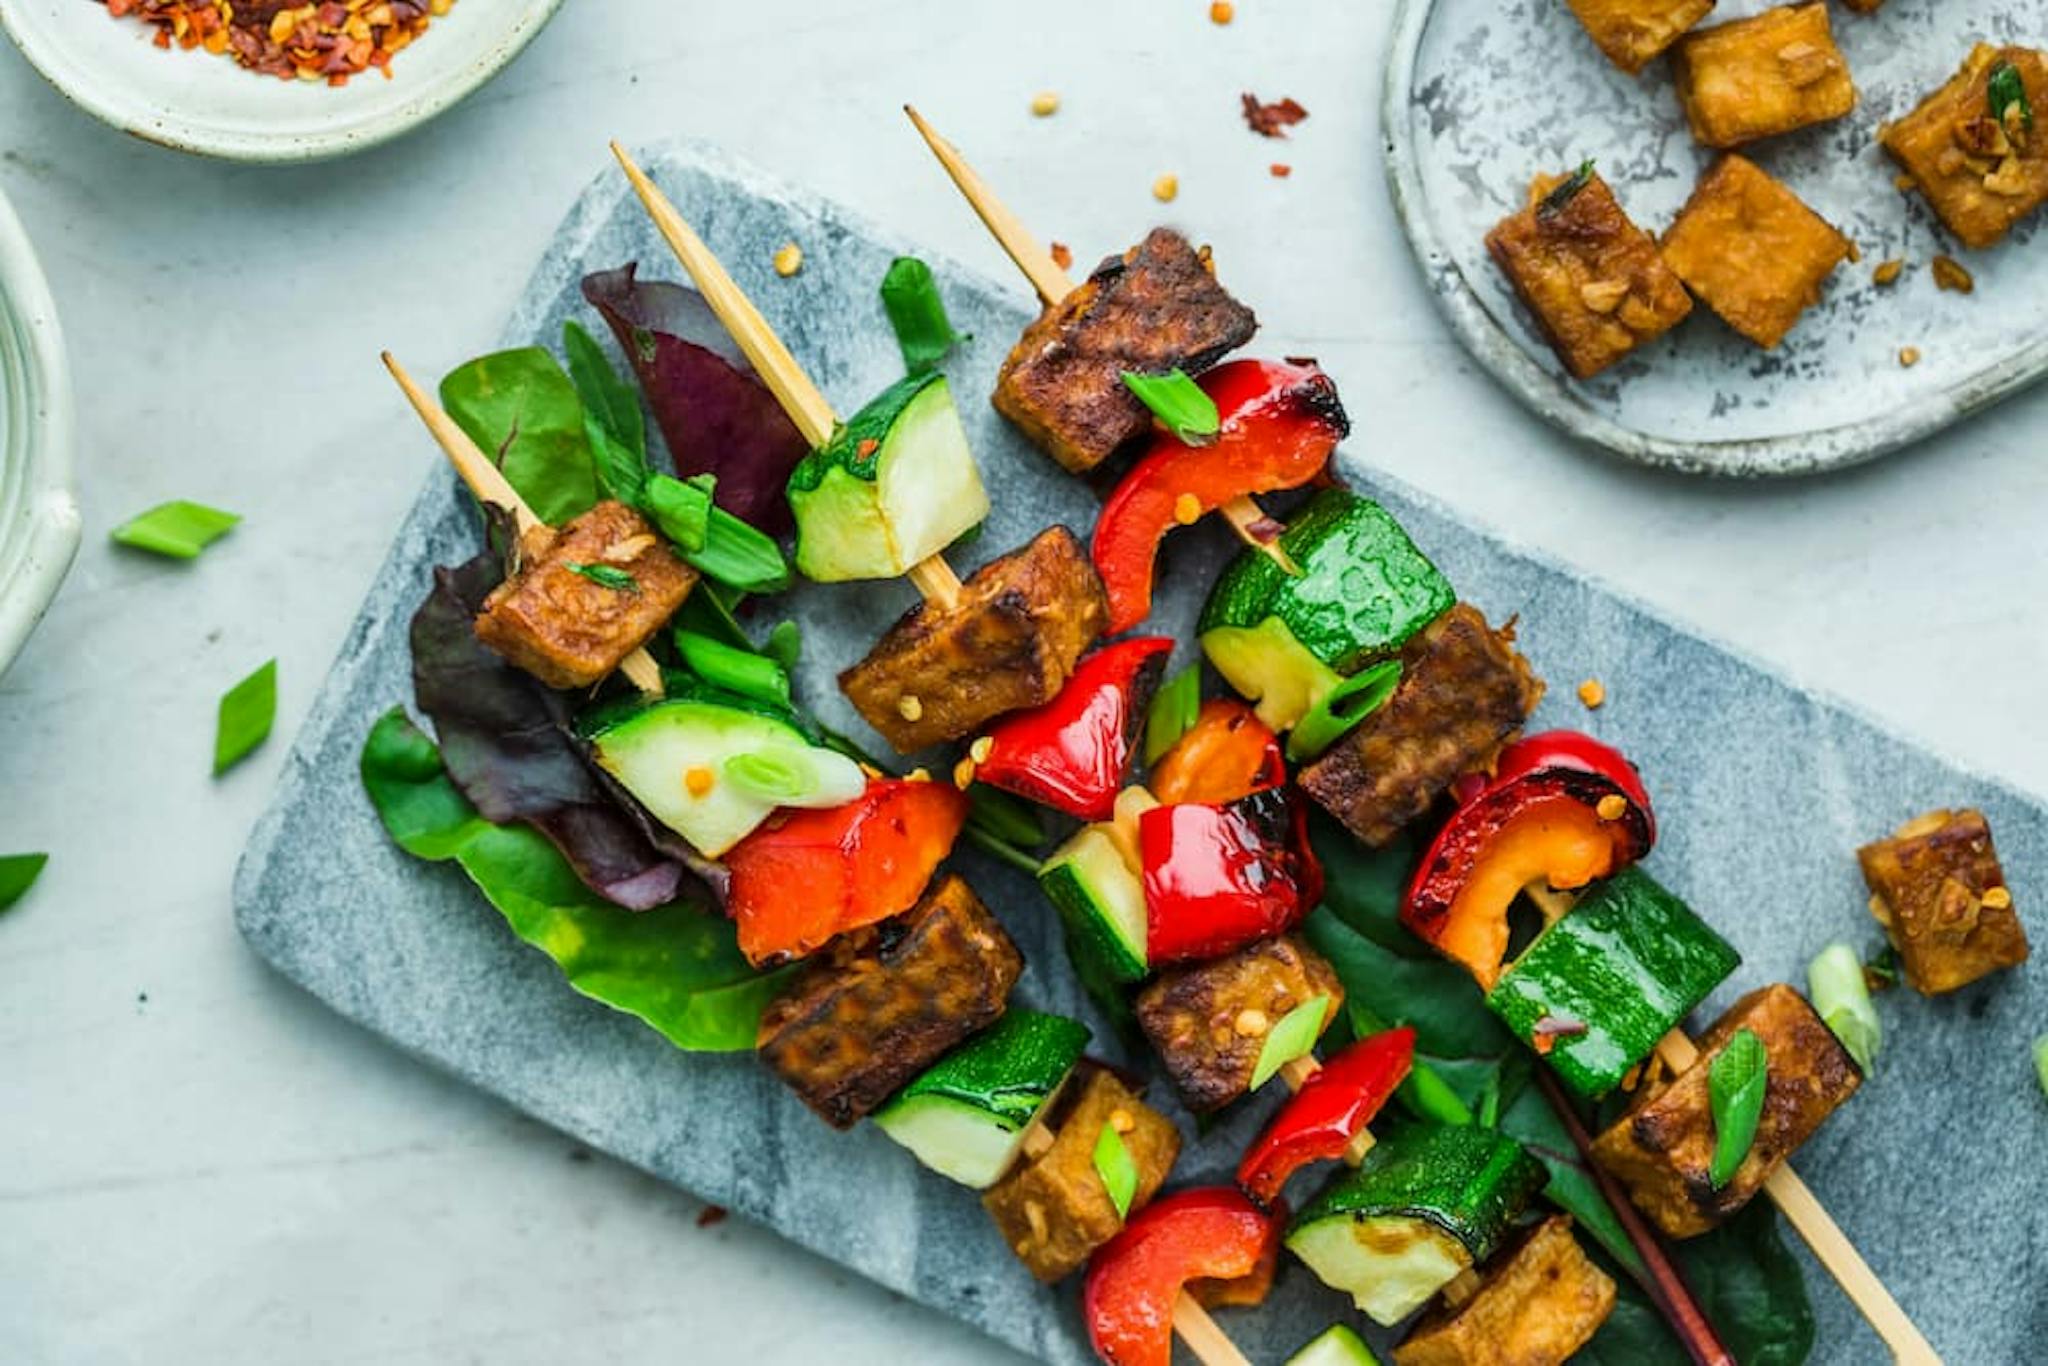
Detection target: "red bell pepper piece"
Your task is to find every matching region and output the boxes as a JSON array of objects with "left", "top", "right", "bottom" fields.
[
  {"left": 1142, "top": 788, "right": 1317, "bottom": 965},
  {"left": 1148, "top": 698, "right": 1285, "bottom": 807},
  {"left": 1092, "top": 359, "right": 1349, "bottom": 636},
  {"left": 974, "top": 637, "right": 1173, "bottom": 821},
  {"left": 1236, "top": 1027, "right": 1416, "bottom": 1206},
  {"left": 1083, "top": 1188, "right": 1282, "bottom": 1366},
  {"left": 1402, "top": 730, "right": 1655, "bottom": 987},
  {"left": 724, "top": 777, "right": 969, "bottom": 966}
]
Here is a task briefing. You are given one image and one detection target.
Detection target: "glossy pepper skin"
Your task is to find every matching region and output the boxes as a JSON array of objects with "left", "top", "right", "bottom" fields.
[
  {"left": 1083, "top": 1187, "right": 1282, "bottom": 1366},
  {"left": 974, "top": 637, "right": 1172, "bottom": 821},
  {"left": 1142, "top": 787, "right": 1322, "bottom": 965},
  {"left": 1403, "top": 731, "right": 1655, "bottom": 988},
  {"left": 1237, "top": 1027, "right": 1416, "bottom": 1207},
  {"left": 1092, "top": 359, "right": 1349, "bottom": 636},
  {"left": 724, "top": 778, "right": 969, "bottom": 966},
  {"left": 1148, "top": 698, "right": 1285, "bottom": 807}
]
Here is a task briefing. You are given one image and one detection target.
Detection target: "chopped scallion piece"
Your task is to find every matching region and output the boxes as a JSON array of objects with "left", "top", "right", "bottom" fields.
[
  {"left": 565, "top": 562, "right": 641, "bottom": 594},
  {"left": 1989, "top": 59, "right": 2034, "bottom": 133},
  {"left": 2034, "top": 1035, "right": 2048, "bottom": 1101},
  {"left": 967, "top": 784, "right": 1045, "bottom": 849},
  {"left": 692, "top": 506, "right": 792, "bottom": 595},
  {"left": 1807, "top": 941, "right": 1880, "bottom": 1074},
  {"left": 0, "top": 853, "right": 49, "bottom": 915},
  {"left": 1251, "top": 994, "right": 1331, "bottom": 1091},
  {"left": 1144, "top": 662, "right": 1202, "bottom": 764},
  {"left": 1121, "top": 369, "right": 1220, "bottom": 445},
  {"left": 1707, "top": 1027, "right": 1768, "bottom": 1189},
  {"left": 111, "top": 501, "right": 239, "bottom": 560},
  {"left": 1287, "top": 660, "right": 1401, "bottom": 762},
  {"left": 674, "top": 629, "right": 791, "bottom": 708},
  {"left": 723, "top": 750, "right": 812, "bottom": 802},
  {"left": 642, "top": 473, "right": 712, "bottom": 553},
  {"left": 214, "top": 659, "right": 278, "bottom": 776},
  {"left": 879, "top": 256, "right": 964, "bottom": 375},
  {"left": 1538, "top": 160, "right": 1597, "bottom": 219},
  {"left": 1093, "top": 1121, "right": 1139, "bottom": 1219},
  {"left": 764, "top": 620, "right": 802, "bottom": 674}
]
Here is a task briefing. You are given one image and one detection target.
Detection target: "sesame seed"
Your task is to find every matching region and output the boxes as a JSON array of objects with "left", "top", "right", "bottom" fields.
[
  {"left": 1873, "top": 259, "right": 1904, "bottom": 286},
  {"left": 897, "top": 694, "right": 924, "bottom": 721},
  {"left": 1110, "top": 1108, "right": 1136, "bottom": 1133},
  {"left": 1030, "top": 91, "right": 1060, "bottom": 117},
  {"left": 772, "top": 242, "right": 803, "bottom": 277},
  {"left": 970, "top": 736, "right": 994, "bottom": 764},
  {"left": 953, "top": 758, "right": 977, "bottom": 789},
  {"left": 1152, "top": 174, "right": 1180, "bottom": 203},
  {"left": 1899, "top": 346, "right": 1921, "bottom": 368},
  {"left": 684, "top": 767, "right": 715, "bottom": 798},
  {"left": 1173, "top": 492, "right": 1202, "bottom": 525},
  {"left": 1234, "top": 1008, "right": 1270, "bottom": 1037},
  {"left": 1596, "top": 794, "right": 1629, "bottom": 822},
  {"left": 1984, "top": 886, "right": 2013, "bottom": 909},
  {"left": 1577, "top": 678, "right": 1606, "bottom": 709},
  {"left": 1210, "top": 1, "right": 1234, "bottom": 22}
]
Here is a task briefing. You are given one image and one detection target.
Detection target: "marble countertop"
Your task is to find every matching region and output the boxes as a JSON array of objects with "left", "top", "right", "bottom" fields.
[{"left": 3, "top": 2, "right": 2044, "bottom": 1362}]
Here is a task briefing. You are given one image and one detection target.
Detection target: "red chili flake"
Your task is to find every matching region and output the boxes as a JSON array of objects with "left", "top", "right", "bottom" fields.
[
  {"left": 856, "top": 437, "right": 881, "bottom": 459},
  {"left": 1050, "top": 241, "right": 1074, "bottom": 272},
  {"left": 1241, "top": 93, "right": 1310, "bottom": 138},
  {"left": 1270, "top": 163, "right": 1293, "bottom": 178},
  {"left": 1532, "top": 1014, "right": 1590, "bottom": 1039},
  {"left": 696, "top": 1204, "right": 729, "bottom": 1228},
  {"left": 98, "top": 0, "right": 450, "bottom": 84}
]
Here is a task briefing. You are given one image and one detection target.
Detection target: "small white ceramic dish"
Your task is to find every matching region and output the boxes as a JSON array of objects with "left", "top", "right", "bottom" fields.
[
  {"left": 0, "top": 183, "right": 77, "bottom": 678},
  {"left": 0, "top": 0, "right": 564, "bottom": 163}
]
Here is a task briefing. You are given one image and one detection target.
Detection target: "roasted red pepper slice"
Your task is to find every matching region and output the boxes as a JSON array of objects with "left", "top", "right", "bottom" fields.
[
  {"left": 974, "top": 637, "right": 1173, "bottom": 821},
  {"left": 1092, "top": 359, "right": 1349, "bottom": 636},
  {"left": 1083, "top": 1188, "right": 1282, "bottom": 1366},
  {"left": 1402, "top": 731, "right": 1655, "bottom": 988},
  {"left": 1142, "top": 787, "right": 1316, "bottom": 965},
  {"left": 724, "top": 777, "right": 969, "bottom": 966},
  {"left": 1148, "top": 698, "right": 1286, "bottom": 806},
  {"left": 1236, "top": 1027, "right": 1416, "bottom": 1206}
]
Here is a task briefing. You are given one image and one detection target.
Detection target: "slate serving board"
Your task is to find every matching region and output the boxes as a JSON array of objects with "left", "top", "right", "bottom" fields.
[
  {"left": 234, "top": 142, "right": 2044, "bottom": 1364},
  {"left": 1383, "top": 0, "right": 2048, "bottom": 477}
]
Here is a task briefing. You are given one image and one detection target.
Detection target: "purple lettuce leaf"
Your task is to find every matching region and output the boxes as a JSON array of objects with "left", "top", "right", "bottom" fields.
[{"left": 581, "top": 263, "right": 808, "bottom": 534}]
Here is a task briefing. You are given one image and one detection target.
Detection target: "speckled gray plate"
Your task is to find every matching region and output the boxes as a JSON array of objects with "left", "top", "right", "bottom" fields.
[
  {"left": 234, "top": 142, "right": 2043, "bottom": 1364},
  {"left": 1383, "top": 0, "right": 2048, "bottom": 477}
]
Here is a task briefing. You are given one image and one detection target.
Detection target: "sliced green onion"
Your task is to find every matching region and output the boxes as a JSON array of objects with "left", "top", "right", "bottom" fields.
[
  {"left": 1352, "top": 999, "right": 1472, "bottom": 1125},
  {"left": 642, "top": 473, "right": 711, "bottom": 553},
  {"left": 968, "top": 784, "right": 1045, "bottom": 848},
  {"left": 723, "top": 749, "right": 813, "bottom": 802},
  {"left": 1144, "top": 661, "right": 1202, "bottom": 764},
  {"left": 0, "top": 853, "right": 49, "bottom": 915},
  {"left": 1989, "top": 59, "right": 2034, "bottom": 133},
  {"left": 1288, "top": 661, "right": 1401, "bottom": 763},
  {"left": 1864, "top": 944, "right": 1900, "bottom": 991},
  {"left": 763, "top": 620, "right": 802, "bottom": 674},
  {"left": 1092, "top": 1122, "right": 1139, "bottom": 1219},
  {"left": 1121, "top": 369, "right": 1220, "bottom": 445},
  {"left": 962, "top": 825, "right": 1046, "bottom": 877},
  {"left": 689, "top": 505, "right": 792, "bottom": 594},
  {"left": 1707, "top": 1028, "right": 1768, "bottom": 1189},
  {"left": 1808, "top": 942, "right": 1880, "bottom": 1074},
  {"left": 1538, "top": 159, "right": 1596, "bottom": 219},
  {"left": 879, "top": 256, "right": 963, "bottom": 374},
  {"left": 674, "top": 629, "right": 791, "bottom": 708},
  {"left": 565, "top": 562, "right": 641, "bottom": 594},
  {"left": 2034, "top": 1035, "right": 2048, "bottom": 1101},
  {"left": 214, "top": 659, "right": 277, "bottom": 776},
  {"left": 1251, "top": 994, "right": 1331, "bottom": 1091},
  {"left": 111, "top": 501, "right": 239, "bottom": 560}
]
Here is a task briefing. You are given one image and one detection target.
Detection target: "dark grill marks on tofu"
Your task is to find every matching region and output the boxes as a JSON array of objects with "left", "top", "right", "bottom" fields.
[
  {"left": 1134, "top": 934, "right": 1343, "bottom": 1114},
  {"left": 1300, "top": 604, "right": 1544, "bottom": 848},
  {"left": 1858, "top": 808, "right": 2031, "bottom": 994},
  {"left": 756, "top": 875, "right": 1023, "bottom": 1129},
  {"left": 472, "top": 500, "right": 696, "bottom": 690},
  {"left": 839, "top": 526, "right": 1109, "bottom": 752},
  {"left": 992, "top": 228, "right": 1258, "bottom": 474}
]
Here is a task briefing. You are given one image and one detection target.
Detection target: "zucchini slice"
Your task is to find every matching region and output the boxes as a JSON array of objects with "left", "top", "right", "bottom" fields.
[
  {"left": 1039, "top": 823, "right": 1148, "bottom": 986},
  {"left": 1284, "top": 1325, "right": 1383, "bottom": 1366},
  {"left": 872, "top": 1010, "right": 1091, "bottom": 1188},
  {"left": 1286, "top": 1123, "right": 1546, "bottom": 1325}
]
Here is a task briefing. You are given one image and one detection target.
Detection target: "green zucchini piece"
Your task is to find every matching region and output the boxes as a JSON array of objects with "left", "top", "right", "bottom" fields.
[
  {"left": 1287, "top": 1122, "right": 1546, "bottom": 1325},
  {"left": 1198, "top": 490, "right": 1453, "bottom": 730},
  {"left": 589, "top": 700, "right": 866, "bottom": 857},
  {"left": 1486, "top": 867, "right": 1741, "bottom": 1101},
  {"left": 873, "top": 1009, "right": 1091, "bottom": 1188},
  {"left": 787, "top": 371, "right": 990, "bottom": 582},
  {"left": 1039, "top": 822, "right": 1149, "bottom": 987},
  {"left": 1284, "top": 1325, "right": 1383, "bottom": 1366}
]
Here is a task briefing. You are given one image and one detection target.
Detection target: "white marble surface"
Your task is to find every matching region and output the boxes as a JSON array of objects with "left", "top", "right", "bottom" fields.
[{"left": 2, "top": 3, "right": 2044, "bottom": 1363}]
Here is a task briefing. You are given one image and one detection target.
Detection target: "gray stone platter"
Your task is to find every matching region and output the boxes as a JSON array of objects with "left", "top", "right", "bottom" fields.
[
  {"left": 1382, "top": 0, "right": 2048, "bottom": 478},
  {"left": 234, "top": 142, "right": 2043, "bottom": 1364}
]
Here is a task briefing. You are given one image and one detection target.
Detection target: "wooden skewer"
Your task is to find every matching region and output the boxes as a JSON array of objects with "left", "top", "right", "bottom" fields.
[
  {"left": 904, "top": 105, "right": 1297, "bottom": 577},
  {"left": 609, "top": 142, "right": 964, "bottom": 615},
  {"left": 381, "top": 352, "right": 665, "bottom": 696}
]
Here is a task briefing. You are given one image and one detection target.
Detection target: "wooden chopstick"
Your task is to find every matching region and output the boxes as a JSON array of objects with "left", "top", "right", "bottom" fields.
[{"left": 381, "top": 352, "right": 665, "bottom": 696}]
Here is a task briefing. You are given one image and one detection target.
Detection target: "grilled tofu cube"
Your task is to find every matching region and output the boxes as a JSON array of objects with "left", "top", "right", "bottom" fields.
[
  {"left": 1859, "top": 808, "right": 2030, "bottom": 994},
  {"left": 1881, "top": 45, "right": 2048, "bottom": 250},
  {"left": 982, "top": 1066, "right": 1181, "bottom": 1282},
  {"left": 1592, "top": 985, "right": 1860, "bottom": 1239},
  {"left": 1673, "top": 4, "right": 1856, "bottom": 149},
  {"left": 1302, "top": 605, "right": 1543, "bottom": 848},
  {"left": 1486, "top": 169, "right": 1694, "bottom": 380},
  {"left": 1564, "top": 0, "right": 1715, "bottom": 74},
  {"left": 1135, "top": 935, "right": 1343, "bottom": 1114},
  {"left": 1393, "top": 1216, "right": 1617, "bottom": 1366},
  {"left": 840, "top": 525, "right": 1108, "bottom": 752},
  {"left": 993, "top": 228, "right": 1258, "bottom": 474},
  {"left": 473, "top": 500, "right": 696, "bottom": 689},
  {"left": 757, "top": 875, "right": 1023, "bottom": 1129},
  {"left": 1659, "top": 155, "right": 1850, "bottom": 348}
]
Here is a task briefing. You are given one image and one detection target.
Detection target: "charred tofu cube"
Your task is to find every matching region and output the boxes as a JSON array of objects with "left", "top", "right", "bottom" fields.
[
  {"left": 840, "top": 525, "right": 1108, "bottom": 752},
  {"left": 1859, "top": 808, "right": 2030, "bottom": 994},
  {"left": 1673, "top": 5, "right": 1856, "bottom": 149},
  {"left": 982, "top": 1066, "right": 1181, "bottom": 1282},
  {"left": 1393, "top": 1216, "right": 1617, "bottom": 1366},
  {"left": 1564, "top": 0, "right": 1715, "bottom": 75},
  {"left": 758, "top": 875, "right": 1023, "bottom": 1129},
  {"left": 1486, "top": 169, "right": 1694, "bottom": 380},
  {"left": 473, "top": 500, "right": 696, "bottom": 689},
  {"left": 1659, "top": 155, "right": 1850, "bottom": 348},
  {"left": 1135, "top": 935, "right": 1343, "bottom": 1113},
  {"left": 993, "top": 228, "right": 1258, "bottom": 474},
  {"left": 1302, "top": 605, "right": 1543, "bottom": 848},
  {"left": 1881, "top": 45, "right": 2048, "bottom": 250},
  {"left": 1592, "top": 985, "right": 1860, "bottom": 1239}
]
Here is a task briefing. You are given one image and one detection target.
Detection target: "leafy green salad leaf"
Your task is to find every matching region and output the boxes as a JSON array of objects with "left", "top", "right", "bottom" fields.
[{"left": 440, "top": 348, "right": 600, "bottom": 526}]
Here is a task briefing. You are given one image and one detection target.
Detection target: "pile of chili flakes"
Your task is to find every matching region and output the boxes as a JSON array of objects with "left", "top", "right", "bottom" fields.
[{"left": 100, "top": 0, "right": 454, "bottom": 87}]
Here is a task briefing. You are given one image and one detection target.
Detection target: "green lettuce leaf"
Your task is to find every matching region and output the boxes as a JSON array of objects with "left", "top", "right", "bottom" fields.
[
  {"left": 361, "top": 707, "right": 785, "bottom": 1052},
  {"left": 439, "top": 348, "right": 599, "bottom": 526}
]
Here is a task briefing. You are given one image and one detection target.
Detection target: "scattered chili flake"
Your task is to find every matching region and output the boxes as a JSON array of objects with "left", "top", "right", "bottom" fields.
[
  {"left": 100, "top": 0, "right": 452, "bottom": 84},
  {"left": 1873, "top": 259, "right": 1905, "bottom": 286},
  {"left": 1049, "top": 241, "right": 1074, "bottom": 271},
  {"left": 1270, "top": 163, "right": 1293, "bottom": 178},
  {"left": 1931, "top": 255, "right": 1974, "bottom": 294},
  {"left": 1241, "top": 93, "right": 1310, "bottom": 138},
  {"left": 1209, "top": 1, "right": 1234, "bottom": 22},
  {"left": 1533, "top": 1014, "right": 1589, "bottom": 1039},
  {"left": 856, "top": 437, "right": 881, "bottom": 459},
  {"left": 696, "top": 1204, "right": 729, "bottom": 1228}
]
